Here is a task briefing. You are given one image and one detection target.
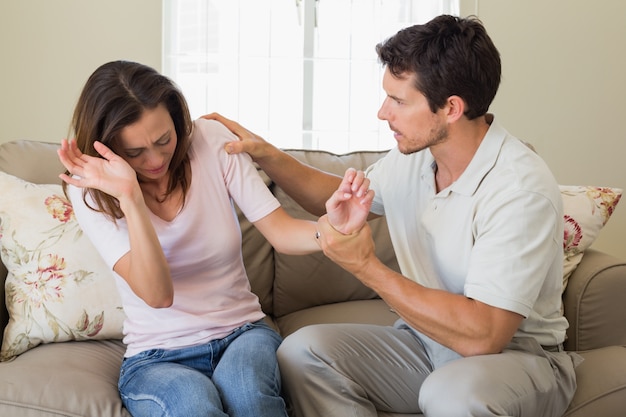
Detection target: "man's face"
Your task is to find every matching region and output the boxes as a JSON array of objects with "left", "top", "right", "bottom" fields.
[{"left": 377, "top": 68, "right": 448, "bottom": 155}]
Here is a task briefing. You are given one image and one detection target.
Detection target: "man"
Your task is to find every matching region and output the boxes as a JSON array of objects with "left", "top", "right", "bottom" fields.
[{"left": 205, "top": 14, "right": 579, "bottom": 417}]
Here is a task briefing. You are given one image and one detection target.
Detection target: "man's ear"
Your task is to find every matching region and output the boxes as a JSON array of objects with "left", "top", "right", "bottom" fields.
[{"left": 445, "top": 95, "right": 465, "bottom": 123}]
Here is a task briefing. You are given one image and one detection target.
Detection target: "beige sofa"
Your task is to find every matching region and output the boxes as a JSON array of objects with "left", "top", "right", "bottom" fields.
[{"left": 0, "top": 139, "right": 625, "bottom": 417}]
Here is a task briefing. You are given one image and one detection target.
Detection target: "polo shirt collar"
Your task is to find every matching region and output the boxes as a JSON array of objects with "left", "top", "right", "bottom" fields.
[{"left": 421, "top": 114, "right": 507, "bottom": 197}]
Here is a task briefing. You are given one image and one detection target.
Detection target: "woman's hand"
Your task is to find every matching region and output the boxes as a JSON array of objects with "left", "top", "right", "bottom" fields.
[
  {"left": 57, "top": 139, "right": 138, "bottom": 200},
  {"left": 324, "top": 168, "right": 373, "bottom": 235}
]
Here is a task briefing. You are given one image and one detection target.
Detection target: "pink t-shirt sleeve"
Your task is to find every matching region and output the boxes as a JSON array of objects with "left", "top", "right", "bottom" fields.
[
  {"left": 67, "top": 185, "right": 131, "bottom": 271},
  {"left": 191, "top": 118, "right": 280, "bottom": 224}
]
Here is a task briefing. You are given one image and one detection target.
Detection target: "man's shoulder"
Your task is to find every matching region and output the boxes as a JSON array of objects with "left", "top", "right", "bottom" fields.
[{"left": 487, "top": 137, "right": 560, "bottom": 202}]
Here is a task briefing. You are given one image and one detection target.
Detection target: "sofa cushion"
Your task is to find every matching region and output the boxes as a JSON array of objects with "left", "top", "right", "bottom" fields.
[
  {"left": 0, "top": 172, "right": 125, "bottom": 361},
  {"left": 0, "top": 140, "right": 64, "bottom": 185},
  {"left": 561, "top": 185, "right": 622, "bottom": 289},
  {"left": 276, "top": 299, "right": 399, "bottom": 338},
  {"left": 271, "top": 149, "right": 401, "bottom": 317},
  {"left": 0, "top": 140, "right": 66, "bottom": 348},
  {"left": 236, "top": 169, "right": 276, "bottom": 316},
  {"left": 0, "top": 339, "right": 130, "bottom": 417},
  {"left": 563, "top": 346, "right": 626, "bottom": 417}
]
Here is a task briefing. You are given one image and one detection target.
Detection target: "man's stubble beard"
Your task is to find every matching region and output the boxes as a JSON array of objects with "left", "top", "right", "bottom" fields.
[{"left": 398, "top": 124, "right": 448, "bottom": 155}]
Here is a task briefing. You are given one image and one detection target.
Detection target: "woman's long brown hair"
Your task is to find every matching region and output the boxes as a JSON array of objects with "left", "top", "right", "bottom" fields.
[{"left": 64, "top": 60, "right": 193, "bottom": 221}]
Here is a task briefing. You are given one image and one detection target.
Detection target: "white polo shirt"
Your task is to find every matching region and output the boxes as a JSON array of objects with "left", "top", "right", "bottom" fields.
[{"left": 366, "top": 116, "right": 567, "bottom": 346}]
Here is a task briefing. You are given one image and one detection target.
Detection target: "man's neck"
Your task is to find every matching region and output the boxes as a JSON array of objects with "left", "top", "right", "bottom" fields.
[{"left": 431, "top": 114, "right": 492, "bottom": 192}]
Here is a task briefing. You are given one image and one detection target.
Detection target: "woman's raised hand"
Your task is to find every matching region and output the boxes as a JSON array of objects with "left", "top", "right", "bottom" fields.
[
  {"left": 57, "top": 139, "right": 139, "bottom": 200},
  {"left": 324, "top": 168, "right": 374, "bottom": 235}
]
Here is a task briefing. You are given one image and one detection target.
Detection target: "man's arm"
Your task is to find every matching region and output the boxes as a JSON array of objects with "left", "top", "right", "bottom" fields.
[
  {"left": 316, "top": 215, "right": 524, "bottom": 357},
  {"left": 202, "top": 113, "right": 341, "bottom": 216}
]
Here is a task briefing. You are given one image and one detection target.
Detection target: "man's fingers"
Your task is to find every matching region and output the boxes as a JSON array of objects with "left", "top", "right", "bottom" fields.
[
  {"left": 225, "top": 140, "right": 249, "bottom": 155},
  {"left": 203, "top": 112, "right": 248, "bottom": 140}
]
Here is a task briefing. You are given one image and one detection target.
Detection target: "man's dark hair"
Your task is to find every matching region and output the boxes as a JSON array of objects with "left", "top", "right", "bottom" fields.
[{"left": 376, "top": 15, "right": 501, "bottom": 119}]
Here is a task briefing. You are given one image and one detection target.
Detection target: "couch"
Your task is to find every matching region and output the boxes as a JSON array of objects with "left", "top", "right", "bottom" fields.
[{"left": 0, "top": 139, "right": 625, "bottom": 417}]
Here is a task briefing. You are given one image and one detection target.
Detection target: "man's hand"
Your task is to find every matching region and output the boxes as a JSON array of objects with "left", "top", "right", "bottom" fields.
[
  {"left": 316, "top": 214, "right": 376, "bottom": 278},
  {"left": 201, "top": 112, "right": 273, "bottom": 161},
  {"left": 314, "top": 168, "right": 375, "bottom": 275},
  {"left": 325, "top": 168, "right": 373, "bottom": 235}
]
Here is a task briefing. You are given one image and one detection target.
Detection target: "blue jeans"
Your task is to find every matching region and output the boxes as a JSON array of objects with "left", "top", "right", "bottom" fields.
[{"left": 118, "top": 320, "right": 288, "bottom": 417}]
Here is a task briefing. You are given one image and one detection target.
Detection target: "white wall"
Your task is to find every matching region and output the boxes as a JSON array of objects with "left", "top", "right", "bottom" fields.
[
  {"left": 0, "top": 0, "right": 161, "bottom": 142},
  {"left": 1, "top": 0, "right": 624, "bottom": 258}
]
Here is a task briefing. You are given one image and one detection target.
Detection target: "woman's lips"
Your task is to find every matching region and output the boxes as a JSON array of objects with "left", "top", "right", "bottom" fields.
[{"left": 146, "top": 165, "right": 167, "bottom": 175}]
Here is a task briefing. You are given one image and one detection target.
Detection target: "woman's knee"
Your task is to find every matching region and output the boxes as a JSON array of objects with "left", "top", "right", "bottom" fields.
[{"left": 120, "top": 363, "right": 224, "bottom": 417}]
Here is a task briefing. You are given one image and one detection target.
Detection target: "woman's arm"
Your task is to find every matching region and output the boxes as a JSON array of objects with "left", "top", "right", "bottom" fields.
[
  {"left": 58, "top": 139, "right": 173, "bottom": 308},
  {"left": 252, "top": 207, "right": 319, "bottom": 255},
  {"left": 253, "top": 168, "right": 375, "bottom": 254}
]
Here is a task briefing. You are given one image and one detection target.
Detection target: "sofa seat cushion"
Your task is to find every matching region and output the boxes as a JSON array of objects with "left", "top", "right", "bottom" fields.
[
  {"left": 563, "top": 346, "right": 626, "bottom": 417},
  {"left": 276, "top": 299, "right": 399, "bottom": 338},
  {"left": 0, "top": 339, "right": 129, "bottom": 417}
]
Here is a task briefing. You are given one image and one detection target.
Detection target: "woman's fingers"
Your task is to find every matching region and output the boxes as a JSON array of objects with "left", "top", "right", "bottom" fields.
[
  {"left": 93, "top": 140, "right": 116, "bottom": 160},
  {"left": 339, "top": 168, "right": 370, "bottom": 198}
]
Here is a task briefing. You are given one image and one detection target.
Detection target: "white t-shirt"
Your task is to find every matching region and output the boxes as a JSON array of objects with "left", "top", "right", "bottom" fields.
[
  {"left": 366, "top": 116, "right": 568, "bottom": 346},
  {"left": 68, "top": 119, "right": 281, "bottom": 357}
]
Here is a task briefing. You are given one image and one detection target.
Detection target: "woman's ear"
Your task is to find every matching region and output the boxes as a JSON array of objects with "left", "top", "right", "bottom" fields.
[{"left": 445, "top": 95, "right": 465, "bottom": 123}]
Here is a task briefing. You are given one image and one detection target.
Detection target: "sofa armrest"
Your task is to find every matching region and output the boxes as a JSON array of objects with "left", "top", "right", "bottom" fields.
[{"left": 563, "top": 248, "right": 626, "bottom": 351}]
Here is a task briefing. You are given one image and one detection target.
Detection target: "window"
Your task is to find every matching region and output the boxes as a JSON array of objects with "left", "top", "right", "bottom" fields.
[{"left": 163, "top": 0, "right": 459, "bottom": 153}]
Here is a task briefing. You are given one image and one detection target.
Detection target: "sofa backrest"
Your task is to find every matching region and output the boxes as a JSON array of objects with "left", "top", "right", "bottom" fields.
[
  {"left": 268, "top": 149, "right": 399, "bottom": 317},
  {"left": 224, "top": 148, "right": 400, "bottom": 318},
  {"left": 0, "top": 140, "right": 398, "bottom": 343},
  {"left": 0, "top": 140, "right": 65, "bottom": 185}
]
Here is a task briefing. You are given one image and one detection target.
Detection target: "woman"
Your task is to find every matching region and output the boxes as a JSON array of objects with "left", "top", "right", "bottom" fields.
[{"left": 58, "top": 60, "right": 372, "bottom": 417}]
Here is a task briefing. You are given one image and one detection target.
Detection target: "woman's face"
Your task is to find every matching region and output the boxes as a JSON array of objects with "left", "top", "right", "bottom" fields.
[{"left": 118, "top": 103, "right": 178, "bottom": 184}]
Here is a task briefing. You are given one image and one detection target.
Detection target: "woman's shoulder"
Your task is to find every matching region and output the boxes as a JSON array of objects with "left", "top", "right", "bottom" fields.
[
  {"left": 191, "top": 118, "right": 236, "bottom": 147},
  {"left": 188, "top": 118, "right": 243, "bottom": 170}
]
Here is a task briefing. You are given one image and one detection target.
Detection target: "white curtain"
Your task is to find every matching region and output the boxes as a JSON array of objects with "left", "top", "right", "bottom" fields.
[{"left": 163, "top": 0, "right": 459, "bottom": 152}]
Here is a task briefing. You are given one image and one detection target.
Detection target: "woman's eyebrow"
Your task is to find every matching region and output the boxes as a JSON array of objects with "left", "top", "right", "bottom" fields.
[{"left": 124, "top": 130, "right": 171, "bottom": 152}]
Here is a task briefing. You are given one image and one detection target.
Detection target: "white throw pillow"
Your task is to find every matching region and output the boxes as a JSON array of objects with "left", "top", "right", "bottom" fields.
[
  {"left": 0, "top": 172, "right": 125, "bottom": 361},
  {"left": 560, "top": 185, "right": 622, "bottom": 290}
]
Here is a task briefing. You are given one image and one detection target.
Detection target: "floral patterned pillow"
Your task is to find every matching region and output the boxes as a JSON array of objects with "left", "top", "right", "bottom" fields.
[
  {"left": 561, "top": 185, "right": 622, "bottom": 290},
  {"left": 0, "top": 172, "right": 125, "bottom": 361}
]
